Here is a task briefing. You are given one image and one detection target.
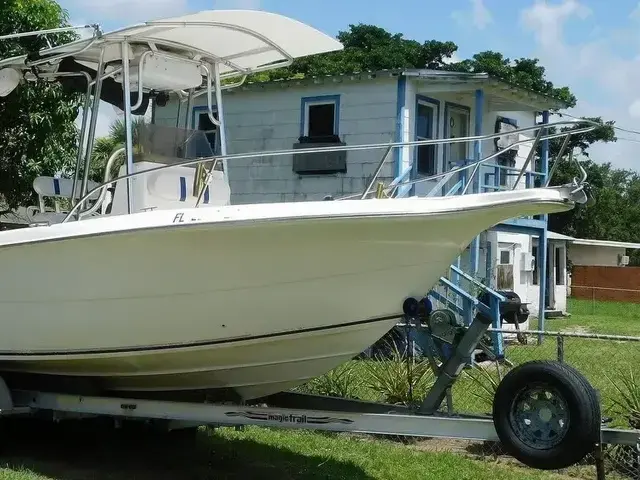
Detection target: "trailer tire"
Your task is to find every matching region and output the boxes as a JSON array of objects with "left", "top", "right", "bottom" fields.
[{"left": 492, "top": 360, "right": 600, "bottom": 470}]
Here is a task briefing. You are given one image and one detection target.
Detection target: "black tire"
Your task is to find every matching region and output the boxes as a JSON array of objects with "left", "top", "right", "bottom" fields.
[
  {"left": 492, "top": 360, "right": 600, "bottom": 470},
  {"left": 557, "top": 361, "right": 602, "bottom": 443}
]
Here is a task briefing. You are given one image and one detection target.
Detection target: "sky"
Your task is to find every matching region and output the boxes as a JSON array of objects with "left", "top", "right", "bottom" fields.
[{"left": 58, "top": 0, "right": 640, "bottom": 170}]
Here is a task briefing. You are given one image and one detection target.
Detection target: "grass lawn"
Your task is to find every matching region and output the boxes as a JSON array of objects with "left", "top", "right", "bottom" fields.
[
  {"left": 544, "top": 297, "right": 640, "bottom": 336},
  {"left": 0, "top": 421, "right": 594, "bottom": 480},
  {"left": 0, "top": 298, "right": 637, "bottom": 479}
]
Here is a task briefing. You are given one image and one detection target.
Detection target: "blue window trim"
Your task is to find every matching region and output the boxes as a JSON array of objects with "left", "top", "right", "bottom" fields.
[
  {"left": 443, "top": 101, "right": 471, "bottom": 170},
  {"left": 413, "top": 94, "right": 441, "bottom": 179},
  {"left": 299, "top": 95, "right": 341, "bottom": 137}
]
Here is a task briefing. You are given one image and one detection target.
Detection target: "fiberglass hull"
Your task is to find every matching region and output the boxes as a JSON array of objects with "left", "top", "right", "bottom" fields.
[{"left": 0, "top": 188, "right": 576, "bottom": 400}]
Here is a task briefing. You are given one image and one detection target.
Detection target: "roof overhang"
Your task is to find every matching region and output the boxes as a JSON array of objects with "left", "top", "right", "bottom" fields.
[
  {"left": 218, "top": 68, "right": 568, "bottom": 112},
  {"left": 546, "top": 231, "right": 640, "bottom": 249},
  {"left": 570, "top": 238, "right": 640, "bottom": 250},
  {"left": 402, "top": 70, "right": 568, "bottom": 112},
  {"left": 547, "top": 231, "right": 575, "bottom": 242}
]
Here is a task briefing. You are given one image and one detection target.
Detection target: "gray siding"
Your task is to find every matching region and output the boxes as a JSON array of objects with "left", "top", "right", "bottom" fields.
[{"left": 154, "top": 78, "right": 398, "bottom": 204}]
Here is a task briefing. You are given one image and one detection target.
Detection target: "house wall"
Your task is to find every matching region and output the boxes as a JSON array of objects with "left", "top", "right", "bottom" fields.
[
  {"left": 488, "top": 231, "right": 537, "bottom": 314},
  {"left": 568, "top": 244, "right": 626, "bottom": 267},
  {"left": 448, "top": 231, "right": 539, "bottom": 330},
  {"left": 464, "top": 232, "right": 570, "bottom": 318},
  {"left": 518, "top": 238, "right": 569, "bottom": 316},
  {"left": 153, "top": 77, "right": 398, "bottom": 204},
  {"left": 154, "top": 77, "right": 541, "bottom": 204}
]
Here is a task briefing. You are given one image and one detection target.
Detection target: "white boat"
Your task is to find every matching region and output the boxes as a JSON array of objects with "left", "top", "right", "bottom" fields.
[{"left": 0, "top": 10, "right": 595, "bottom": 401}]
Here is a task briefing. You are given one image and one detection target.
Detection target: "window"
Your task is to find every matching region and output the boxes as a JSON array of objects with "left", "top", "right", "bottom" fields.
[
  {"left": 301, "top": 95, "right": 340, "bottom": 142},
  {"left": 532, "top": 244, "right": 539, "bottom": 285},
  {"left": 555, "top": 246, "right": 565, "bottom": 285},
  {"left": 294, "top": 96, "right": 345, "bottom": 174},
  {"left": 416, "top": 100, "right": 437, "bottom": 176},
  {"left": 193, "top": 109, "right": 219, "bottom": 157},
  {"left": 308, "top": 103, "right": 335, "bottom": 137},
  {"left": 497, "top": 249, "right": 514, "bottom": 290},
  {"left": 494, "top": 116, "right": 518, "bottom": 188}
]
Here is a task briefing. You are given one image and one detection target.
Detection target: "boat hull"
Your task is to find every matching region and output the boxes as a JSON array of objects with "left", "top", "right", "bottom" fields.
[
  {"left": 0, "top": 189, "right": 578, "bottom": 399},
  {"left": 0, "top": 319, "right": 395, "bottom": 400}
]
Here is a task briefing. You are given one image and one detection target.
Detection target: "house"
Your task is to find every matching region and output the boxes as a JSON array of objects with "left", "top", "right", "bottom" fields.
[
  {"left": 518, "top": 231, "right": 640, "bottom": 314},
  {"left": 567, "top": 236, "right": 640, "bottom": 268},
  {"left": 152, "top": 68, "right": 567, "bottom": 335}
]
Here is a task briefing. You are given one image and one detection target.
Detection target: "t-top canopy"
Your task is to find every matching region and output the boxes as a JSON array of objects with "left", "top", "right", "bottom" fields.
[{"left": 0, "top": 10, "right": 344, "bottom": 77}]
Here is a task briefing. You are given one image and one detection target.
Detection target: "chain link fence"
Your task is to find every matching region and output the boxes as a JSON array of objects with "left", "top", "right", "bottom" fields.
[{"left": 569, "top": 286, "right": 640, "bottom": 317}]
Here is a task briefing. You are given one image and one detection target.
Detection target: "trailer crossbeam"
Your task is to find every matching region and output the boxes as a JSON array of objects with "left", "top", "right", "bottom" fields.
[
  {"left": 8, "top": 390, "right": 638, "bottom": 448},
  {"left": 13, "top": 390, "right": 498, "bottom": 442}
]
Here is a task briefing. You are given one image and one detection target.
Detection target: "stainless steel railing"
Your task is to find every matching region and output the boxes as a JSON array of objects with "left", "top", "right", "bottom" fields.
[{"left": 61, "top": 118, "right": 599, "bottom": 223}]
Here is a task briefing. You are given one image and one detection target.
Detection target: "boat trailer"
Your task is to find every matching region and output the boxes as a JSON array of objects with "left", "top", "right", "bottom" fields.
[{"left": 0, "top": 300, "right": 638, "bottom": 478}]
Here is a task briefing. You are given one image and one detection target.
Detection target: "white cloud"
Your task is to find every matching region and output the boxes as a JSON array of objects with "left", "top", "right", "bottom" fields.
[
  {"left": 443, "top": 51, "right": 463, "bottom": 64},
  {"left": 452, "top": 0, "right": 493, "bottom": 30},
  {"left": 519, "top": 0, "right": 640, "bottom": 170},
  {"left": 520, "top": 0, "right": 591, "bottom": 49},
  {"left": 212, "top": 0, "right": 262, "bottom": 9}
]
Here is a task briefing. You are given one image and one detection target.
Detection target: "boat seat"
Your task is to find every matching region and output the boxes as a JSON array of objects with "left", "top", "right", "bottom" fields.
[
  {"left": 108, "top": 162, "right": 230, "bottom": 215},
  {"left": 32, "top": 176, "right": 111, "bottom": 217},
  {"left": 32, "top": 176, "right": 102, "bottom": 201},
  {"left": 147, "top": 172, "right": 213, "bottom": 204}
]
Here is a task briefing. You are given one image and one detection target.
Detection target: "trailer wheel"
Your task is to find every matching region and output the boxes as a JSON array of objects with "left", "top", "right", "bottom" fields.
[{"left": 492, "top": 360, "right": 600, "bottom": 470}]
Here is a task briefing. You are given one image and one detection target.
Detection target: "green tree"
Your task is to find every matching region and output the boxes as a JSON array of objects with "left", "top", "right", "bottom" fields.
[
  {"left": 253, "top": 24, "right": 575, "bottom": 108},
  {"left": 543, "top": 115, "right": 623, "bottom": 244},
  {"left": 548, "top": 158, "right": 640, "bottom": 244},
  {"left": 249, "top": 24, "right": 458, "bottom": 82},
  {"left": 0, "top": 0, "right": 81, "bottom": 213},
  {"left": 446, "top": 51, "right": 576, "bottom": 108},
  {"left": 88, "top": 116, "right": 145, "bottom": 183}
]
